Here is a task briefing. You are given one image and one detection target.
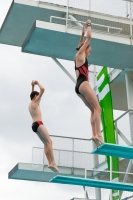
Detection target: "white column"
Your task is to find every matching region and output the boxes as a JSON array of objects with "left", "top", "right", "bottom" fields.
[
  {"left": 89, "top": 0, "right": 91, "bottom": 11},
  {"left": 126, "top": 2, "right": 128, "bottom": 17},
  {"left": 66, "top": 0, "right": 69, "bottom": 32},
  {"left": 84, "top": 170, "right": 89, "bottom": 199},
  {"left": 110, "top": 156, "right": 113, "bottom": 200},
  {"left": 94, "top": 65, "right": 96, "bottom": 87},
  {"left": 121, "top": 72, "right": 133, "bottom": 199},
  {"left": 92, "top": 142, "right": 101, "bottom": 200},
  {"left": 93, "top": 65, "right": 101, "bottom": 200},
  {"left": 125, "top": 71, "right": 133, "bottom": 144},
  {"left": 130, "top": 2, "right": 133, "bottom": 45}
]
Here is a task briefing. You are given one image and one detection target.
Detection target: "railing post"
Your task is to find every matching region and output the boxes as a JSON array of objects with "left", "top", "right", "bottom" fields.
[
  {"left": 93, "top": 64, "right": 101, "bottom": 200},
  {"left": 43, "top": 148, "right": 45, "bottom": 166},
  {"left": 92, "top": 143, "right": 101, "bottom": 200},
  {"left": 38, "top": 0, "right": 40, "bottom": 7},
  {"left": 126, "top": 1, "right": 129, "bottom": 17},
  {"left": 94, "top": 65, "right": 96, "bottom": 87},
  {"left": 58, "top": 150, "right": 60, "bottom": 167},
  {"left": 66, "top": 0, "right": 69, "bottom": 32},
  {"left": 115, "top": 121, "right": 119, "bottom": 145},
  {"left": 130, "top": 2, "right": 133, "bottom": 45},
  {"left": 72, "top": 138, "right": 74, "bottom": 174},
  {"left": 84, "top": 169, "right": 88, "bottom": 199},
  {"left": 32, "top": 147, "right": 34, "bottom": 164},
  {"left": 110, "top": 156, "right": 113, "bottom": 200},
  {"left": 89, "top": 0, "right": 91, "bottom": 11}
]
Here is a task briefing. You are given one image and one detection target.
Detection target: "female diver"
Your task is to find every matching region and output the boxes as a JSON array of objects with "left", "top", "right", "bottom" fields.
[{"left": 74, "top": 20, "right": 104, "bottom": 146}]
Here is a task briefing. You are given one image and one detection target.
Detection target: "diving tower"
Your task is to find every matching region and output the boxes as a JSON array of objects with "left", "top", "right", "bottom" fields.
[
  {"left": 0, "top": 0, "right": 133, "bottom": 69},
  {"left": 2, "top": 1, "right": 133, "bottom": 199},
  {"left": 1, "top": 0, "right": 133, "bottom": 113},
  {"left": 0, "top": 0, "right": 133, "bottom": 113}
]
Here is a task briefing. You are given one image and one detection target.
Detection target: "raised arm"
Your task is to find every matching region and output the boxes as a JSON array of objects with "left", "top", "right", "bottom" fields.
[
  {"left": 31, "top": 80, "right": 35, "bottom": 92},
  {"left": 78, "top": 20, "right": 92, "bottom": 54},
  {"left": 78, "top": 25, "right": 85, "bottom": 46},
  {"left": 33, "top": 80, "right": 45, "bottom": 102}
]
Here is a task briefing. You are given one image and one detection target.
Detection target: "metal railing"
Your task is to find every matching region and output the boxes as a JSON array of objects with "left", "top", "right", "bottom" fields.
[
  {"left": 71, "top": 198, "right": 96, "bottom": 200},
  {"left": 32, "top": 148, "right": 94, "bottom": 168},
  {"left": 114, "top": 109, "right": 133, "bottom": 146},
  {"left": 38, "top": 0, "right": 132, "bottom": 41},
  {"left": 32, "top": 136, "right": 105, "bottom": 168},
  {"left": 50, "top": 16, "right": 123, "bottom": 34}
]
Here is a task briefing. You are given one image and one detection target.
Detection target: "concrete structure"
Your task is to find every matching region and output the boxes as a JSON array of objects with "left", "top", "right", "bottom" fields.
[{"left": 0, "top": 0, "right": 133, "bottom": 69}]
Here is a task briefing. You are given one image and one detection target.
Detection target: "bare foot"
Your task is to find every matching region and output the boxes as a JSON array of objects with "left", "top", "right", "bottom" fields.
[
  {"left": 93, "top": 136, "right": 104, "bottom": 147},
  {"left": 97, "top": 135, "right": 104, "bottom": 143},
  {"left": 88, "top": 137, "right": 96, "bottom": 141},
  {"left": 48, "top": 164, "right": 59, "bottom": 173}
]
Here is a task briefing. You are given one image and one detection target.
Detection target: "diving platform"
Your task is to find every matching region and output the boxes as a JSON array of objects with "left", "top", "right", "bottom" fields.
[
  {"left": 8, "top": 159, "right": 133, "bottom": 182},
  {"left": 50, "top": 175, "right": 133, "bottom": 192},
  {"left": 8, "top": 141, "right": 133, "bottom": 200},
  {"left": 8, "top": 163, "right": 92, "bottom": 182},
  {"left": 92, "top": 143, "right": 133, "bottom": 159},
  {"left": 0, "top": 0, "right": 133, "bottom": 69}
]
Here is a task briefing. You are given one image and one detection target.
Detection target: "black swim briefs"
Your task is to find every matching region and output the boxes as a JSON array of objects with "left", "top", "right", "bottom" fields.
[{"left": 32, "top": 121, "right": 43, "bottom": 133}]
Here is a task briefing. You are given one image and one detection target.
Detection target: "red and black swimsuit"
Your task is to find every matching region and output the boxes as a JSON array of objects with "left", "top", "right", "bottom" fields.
[
  {"left": 32, "top": 121, "right": 43, "bottom": 133},
  {"left": 75, "top": 59, "right": 89, "bottom": 94}
]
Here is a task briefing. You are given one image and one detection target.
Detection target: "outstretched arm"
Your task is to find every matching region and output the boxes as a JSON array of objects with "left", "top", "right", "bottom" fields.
[
  {"left": 78, "top": 25, "right": 85, "bottom": 46},
  {"left": 78, "top": 20, "right": 92, "bottom": 54}
]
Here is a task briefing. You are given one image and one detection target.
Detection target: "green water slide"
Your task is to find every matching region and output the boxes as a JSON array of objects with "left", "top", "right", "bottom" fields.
[{"left": 97, "top": 67, "right": 120, "bottom": 200}]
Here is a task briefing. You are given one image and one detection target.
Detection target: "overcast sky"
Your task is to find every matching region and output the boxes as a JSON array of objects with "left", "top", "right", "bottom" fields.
[{"left": 0, "top": 1, "right": 132, "bottom": 200}]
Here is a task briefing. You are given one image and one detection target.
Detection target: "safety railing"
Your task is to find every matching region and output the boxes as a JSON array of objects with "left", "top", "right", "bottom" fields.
[
  {"left": 37, "top": 0, "right": 132, "bottom": 41},
  {"left": 50, "top": 16, "right": 123, "bottom": 34},
  {"left": 32, "top": 136, "right": 105, "bottom": 168},
  {"left": 71, "top": 198, "right": 96, "bottom": 200},
  {"left": 85, "top": 168, "right": 133, "bottom": 182}
]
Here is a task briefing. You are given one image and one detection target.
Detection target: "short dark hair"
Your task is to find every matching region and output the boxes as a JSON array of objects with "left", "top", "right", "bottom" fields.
[{"left": 30, "top": 91, "right": 39, "bottom": 100}]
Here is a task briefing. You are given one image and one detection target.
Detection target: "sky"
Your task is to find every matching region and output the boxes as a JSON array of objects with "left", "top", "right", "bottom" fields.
[{"left": 0, "top": 0, "right": 132, "bottom": 200}]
